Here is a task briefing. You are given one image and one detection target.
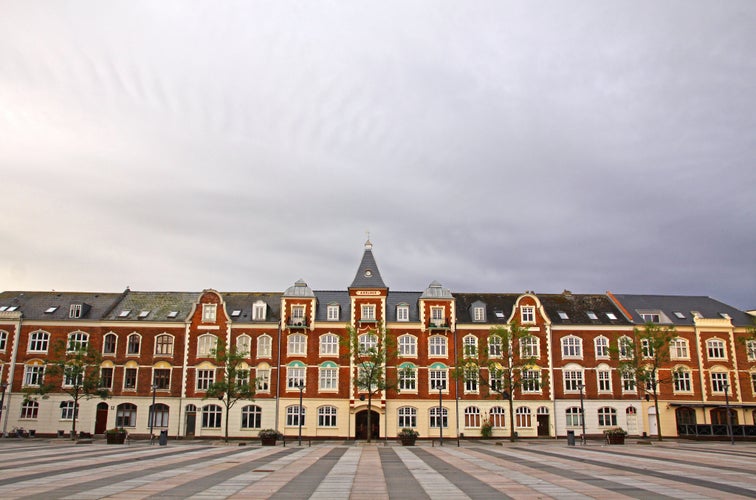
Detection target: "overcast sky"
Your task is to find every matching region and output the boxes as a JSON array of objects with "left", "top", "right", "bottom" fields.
[{"left": 1, "top": 1, "right": 754, "bottom": 310}]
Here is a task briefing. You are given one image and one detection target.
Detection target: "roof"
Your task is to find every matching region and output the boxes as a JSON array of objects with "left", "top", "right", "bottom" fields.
[
  {"left": 103, "top": 291, "right": 200, "bottom": 322},
  {"left": 349, "top": 240, "right": 386, "bottom": 289},
  {"left": 0, "top": 291, "right": 124, "bottom": 321},
  {"left": 222, "top": 292, "right": 282, "bottom": 323},
  {"left": 314, "top": 291, "right": 350, "bottom": 321},
  {"left": 455, "top": 293, "right": 520, "bottom": 324},
  {"left": 386, "top": 291, "right": 422, "bottom": 322},
  {"left": 611, "top": 294, "right": 754, "bottom": 327},
  {"left": 539, "top": 293, "right": 632, "bottom": 326}
]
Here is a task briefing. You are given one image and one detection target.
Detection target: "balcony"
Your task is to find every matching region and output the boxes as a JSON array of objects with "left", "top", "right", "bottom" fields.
[{"left": 287, "top": 319, "right": 308, "bottom": 329}]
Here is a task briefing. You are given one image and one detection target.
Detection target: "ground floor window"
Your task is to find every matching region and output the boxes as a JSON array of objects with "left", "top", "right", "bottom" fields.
[
  {"left": 597, "top": 407, "right": 617, "bottom": 427},
  {"left": 202, "top": 404, "right": 222, "bottom": 428},
  {"left": 60, "top": 401, "right": 78, "bottom": 420},
  {"left": 286, "top": 405, "right": 304, "bottom": 427},
  {"left": 398, "top": 407, "right": 417, "bottom": 428},
  {"left": 489, "top": 406, "right": 506, "bottom": 428},
  {"left": 464, "top": 406, "right": 481, "bottom": 428},
  {"left": 149, "top": 403, "right": 170, "bottom": 427},
  {"left": 429, "top": 407, "right": 448, "bottom": 428},
  {"left": 116, "top": 403, "right": 137, "bottom": 427},
  {"left": 20, "top": 400, "right": 39, "bottom": 419},
  {"left": 318, "top": 406, "right": 337, "bottom": 427},
  {"left": 241, "top": 405, "right": 262, "bottom": 429},
  {"left": 565, "top": 407, "right": 582, "bottom": 427}
]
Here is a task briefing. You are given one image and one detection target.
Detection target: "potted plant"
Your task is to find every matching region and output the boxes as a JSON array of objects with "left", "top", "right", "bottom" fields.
[
  {"left": 105, "top": 428, "right": 128, "bottom": 444},
  {"left": 258, "top": 429, "right": 282, "bottom": 446},
  {"left": 480, "top": 419, "right": 493, "bottom": 439},
  {"left": 398, "top": 428, "right": 419, "bottom": 446},
  {"left": 603, "top": 427, "right": 627, "bottom": 445}
]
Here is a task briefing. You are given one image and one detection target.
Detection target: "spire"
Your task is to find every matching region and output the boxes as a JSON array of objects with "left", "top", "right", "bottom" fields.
[{"left": 350, "top": 240, "right": 386, "bottom": 289}]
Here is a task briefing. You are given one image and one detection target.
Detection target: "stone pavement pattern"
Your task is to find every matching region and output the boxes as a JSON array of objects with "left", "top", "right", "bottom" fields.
[{"left": 0, "top": 439, "right": 754, "bottom": 499}]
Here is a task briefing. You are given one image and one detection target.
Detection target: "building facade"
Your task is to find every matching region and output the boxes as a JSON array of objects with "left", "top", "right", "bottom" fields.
[{"left": 0, "top": 241, "right": 754, "bottom": 440}]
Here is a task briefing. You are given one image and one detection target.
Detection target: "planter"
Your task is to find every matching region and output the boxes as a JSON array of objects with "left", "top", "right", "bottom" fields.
[
  {"left": 260, "top": 437, "right": 278, "bottom": 446},
  {"left": 106, "top": 432, "right": 127, "bottom": 444},
  {"left": 606, "top": 434, "right": 625, "bottom": 445},
  {"left": 400, "top": 437, "right": 417, "bottom": 446}
]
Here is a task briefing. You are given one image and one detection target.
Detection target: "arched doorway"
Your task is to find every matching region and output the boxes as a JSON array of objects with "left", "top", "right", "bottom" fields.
[
  {"left": 94, "top": 402, "right": 109, "bottom": 434},
  {"left": 185, "top": 404, "right": 197, "bottom": 437},
  {"left": 355, "top": 410, "right": 379, "bottom": 440},
  {"left": 536, "top": 406, "right": 550, "bottom": 436},
  {"left": 710, "top": 407, "right": 738, "bottom": 425}
]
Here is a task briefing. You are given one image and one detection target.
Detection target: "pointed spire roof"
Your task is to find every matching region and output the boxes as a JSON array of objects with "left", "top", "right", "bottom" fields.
[{"left": 350, "top": 239, "right": 387, "bottom": 289}]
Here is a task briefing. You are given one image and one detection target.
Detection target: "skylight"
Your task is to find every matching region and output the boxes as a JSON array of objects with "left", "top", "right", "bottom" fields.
[
  {"left": 557, "top": 311, "right": 569, "bottom": 320},
  {"left": 494, "top": 311, "right": 505, "bottom": 319},
  {"left": 606, "top": 312, "right": 617, "bottom": 320},
  {"left": 586, "top": 311, "right": 598, "bottom": 320},
  {"left": 118, "top": 310, "right": 131, "bottom": 318},
  {"left": 167, "top": 311, "right": 178, "bottom": 318},
  {"left": 138, "top": 310, "right": 150, "bottom": 318},
  {"left": 719, "top": 313, "right": 731, "bottom": 319},
  {"left": 0, "top": 306, "right": 7, "bottom": 312},
  {"left": 7, "top": 306, "right": 18, "bottom": 311},
  {"left": 673, "top": 312, "right": 686, "bottom": 319},
  {"left": 231, "top": 310, "right": 242, "bottom": 317}
]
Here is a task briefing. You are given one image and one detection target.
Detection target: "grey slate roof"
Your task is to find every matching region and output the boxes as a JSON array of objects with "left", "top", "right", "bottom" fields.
[
  {"left": 103, "top": 291, "right": 200, "bottom": 322},
  {"left": 612, "top": 294, "right": 754, "bottom": 327},
  {"left": 386, "top": 291, "right": 422, "bottom": 322},
  {"left": 455, "top": 293, "right": 520, "bottom": 324},
  {"left": 350, "top": 242, "right": 386, "bottom": 289},
  {"left": 222, "top": 292, "right": 282, "bottom": 323},
  {"left": 0, "top": 291, "right": 124, "bottom": 321},
  {"left": 314, "top": 291, "right": 350, "bottom": 322},
  {"left": 539, "top": 293, "right": 631, "bottom": 326}
]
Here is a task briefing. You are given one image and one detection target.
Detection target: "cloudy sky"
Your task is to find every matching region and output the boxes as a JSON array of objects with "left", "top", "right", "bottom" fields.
[{"left": 1, "top": 1, "right": 754, "bottom": 310}]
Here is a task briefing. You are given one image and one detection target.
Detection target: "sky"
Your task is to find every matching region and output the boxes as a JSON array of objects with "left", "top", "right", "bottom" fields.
[{"left": 1, "top": 1, "right": 754, "bottom": 310}]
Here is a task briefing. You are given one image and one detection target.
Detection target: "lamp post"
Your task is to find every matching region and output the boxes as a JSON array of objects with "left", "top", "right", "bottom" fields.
[
  {"left": 723, "top": 381, "right": 734, "bottom": 445},
  {"left": 0, "top": 382, "right": 7, "bottom": 438},
  {"left": 435, "top": 380, "right": 445, "bottom": 446},
  {"left": 290, "top": 378, "right": 305, "bottom": 446},
  {"left": 578, "top": 382, "right": 586, "bottom": 446},
  {"left": 150, "top": 384, "right": 157, "bottom": 443}
]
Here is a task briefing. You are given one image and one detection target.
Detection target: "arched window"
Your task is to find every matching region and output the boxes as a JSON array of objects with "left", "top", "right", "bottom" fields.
[
  {"left": 67, "top": 331, "right": 89, "bottom": 351},
  {"left": 257, "top": 335, "right": 272, "bottom": 358},
  {"left": 255, "top": 363, "right": 270, "bottom": 392},
  {"left": 565, "top": 407, "right": 582, "bottom": 427},
  {"left": 103, "top": 333, "right": 117, "bottom": 355},
  {"left": 515, "top": 407, "right": 532, "bottom": 428},
  {"left": 286, "top": 362, "right": 305, "bottom": 389},
  {"left": 488, "top": 335, "right": 502, "bottom": 358},
  {"left": 60, "top": 401, "right": 78, "bottom": 420},
  {"left": 673, "top": 367, "right": 693, "bottom": 393},
  {"left": 286, "top": 405, "right": 304, "bottom": 426},
  {"left": 561, "top": 336, "right": 582, "bottom": 358},
  {"left": 398, "top": 335, "right": 417, "bottom": 357},
  {"left": 428, "top": 363, "right": 448, "bottom": 392},
  {"left": 669, "top": 338, "right": 689, "bottom": 359},
  {"left": 537, "top": 406, "right": 549, "bottom": 415},
  {"left": 618, "top": 336, "right": 633, "bottom": 359},
  {"left": 398, "top": 407, "right": 417, "bottom": 428},
  {"left": 197, "top": 334, "right": 217, "bottom": 357},
  {"left": 596, "top": 363, "right": 612, "bottom": 393},
  {"left": 28, "top": 331, "right": 50, "bottom": 353},
  {"left": 155, "top": 334, "right": 174, "bottom": 356},
  {"left": 489, "top": 406, "right": 506, "bottom": 428},
  {"left": 153, "top": 362, "right": 172, "bottom": 390},
  {"left": 464, "top": 406, "right": 481, "bottom": 428},
  {"left": 520, "top": 336, "right": 540, "bottom": 358},
  {"left": 463, "top": 365, "right": 478, "bottom": 393},
  {"left": 597, "top": 407, "right": 617, "bottom": 427},
  {"left": 288, "top": 334, "right": 306, "bottom": 356},
  {"left": 675, "top": 407, "right": 696, "bottom": 426},
  {"left": 23, "top": 360, "right": 45, "bottom": 387},
  {"left": 319, "top": 362, "right": 338, "bottom": 391},
  {"left": 429, "top": 407, "right": 448, "bottom": 428},
  {"left": 127, "top": 333, "right": 141, "bottom": 355},
  {"left": 398, "top": 363, "right": 417, "bottom": 391},
  {"left": 463, "top": 335, "right": 478, "bottom": 358},
  {"left": 149, "top": 403, "right": 170, "bottom": 427},
  {"left": 116, "top": 403, "right": 137, "bottom": 427},
  {"left": 241, "top": 405, "right": 262, "bottom": 429},
  {"left": 236, "top": 334, "right": 251, "bottom": 355},
  {"left": 202, "top": 404, "right": 222, "bottom": 428},
  {"left": 563, "top": 364, "right": 584, "bottom": 392},
  {"left": 318, "top": 406, "right": 337, "bottom": 427},
  {"left": 706, "top": 339, "right": 726, "bottom": 360},
  {"left": 429, "top": 336, "right": 447, "bottom": 357},
  {"left": 594, "top": 336, "right": 609, "bottom": 359},
  {"left": 20, "top": 400, "right": 39, "bottom": 419},
  {"left": 319, "top": 333, "right": 339, "bottom": 356}
]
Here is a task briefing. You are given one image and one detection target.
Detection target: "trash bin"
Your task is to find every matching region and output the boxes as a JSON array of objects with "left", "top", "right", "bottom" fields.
[
  {"left": 159, "top": 430, "right": 168, "bottom": 446},
  {"left": 567, "top": 430, "right": 575, "bottom": 446}
]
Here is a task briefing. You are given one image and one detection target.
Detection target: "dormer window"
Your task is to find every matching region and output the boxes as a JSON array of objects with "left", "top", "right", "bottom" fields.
[
  {"left": 396, "top": 304, "right": 409, "bottom": 322},
  {"left": 253, "top": 301, "right": 267, "bottom": 321},
  {"left": 430, "top": 306, "right": 445, "bottom": 326},
  {"left": 521, "top": 306, "right": 535, "bottom": 324},
  {"left": 202, "top": 304, "right": 217, "bottom": 323},
  {"left": 641, "top": 313, "right": 660, "bottom": 323},
  {"left": 361, "top": 304, "right": 376, "bottom": 321},
  {"left": 69, "top": 304, "right": 82, "bottom": 318},
  {"left": 327, "top": 304, "right": 340, "bottom": 321},
  {"left": 473, "top": 306, "right": 485, "bottom": 322},
  {"left": 290, "top": 305, "right": 305, "bottom": 326}
]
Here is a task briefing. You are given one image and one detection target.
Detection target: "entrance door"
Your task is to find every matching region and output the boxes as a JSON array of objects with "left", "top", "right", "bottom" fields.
[
  {"left": 537, "top": 414, "right": 549, "bottom": 436},
  {"left": 185, "top": 405, "right": 196, "bottom": 437},
  {"left": 355, "top": 410, "right": 380, "bottom": 440},
  {"left": 94, "top": 402, "right": 109, "bottom": 434},
  {"left": 648, "top": 407, "right": 658, "bottom": 436}
]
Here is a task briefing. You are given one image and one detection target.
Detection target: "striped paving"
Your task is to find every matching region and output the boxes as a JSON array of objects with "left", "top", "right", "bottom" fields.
[{"left": 0, "top": 440, "right": 753, "bottom": 499}]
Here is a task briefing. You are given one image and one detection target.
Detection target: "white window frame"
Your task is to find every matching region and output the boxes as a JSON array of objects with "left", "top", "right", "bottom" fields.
[
  {"left": 197, "top": 334, "right": 217, "bottom": 357},
  {"left": 429, "top": 406, "right": 448, "bottom": 428},
  {"left": 252, "top": 301, "right": 267, "bottom": 321},
  {"left": 319, "top": 365, "right": 338, "bottom": 391},
  {"left": 430, "top": 306, "right": 445, "bottom": 326},
  {"left": 287, "top": 333, "right": 307, "bottom": 356},
  {"left": 522, "top": 369, "right": 541, "bottom": 393},
  {"left": 286, "top": 405, "right": 305, "bottom": 427},
  {"left": 396, "top": 305, "right": 409, "bottom": 322},
  {"left": 463, "top": 335, "right": 478, "bottom": 358},
  {"left": 565, "top": 407, "right": 583, "bottom": 427},
  {"left": 428, "top": 368, "right": 448, "bottom": 392},
  {"left": 202, "top": 304, "right": 217, "bottom": 323},
  {"left": 488, "top": 335, "right": 502, "bottom": 358},
  {"left": 241, "top": 405, "right": 262, "bottom": 429},
  {"left": 473, "top": 306, "right": 485, "bottom": 322},
  {"left": 561, "top": 336, "right": 582, "bottom": 359},
  {"left": 597, "top": 369, "right": 612, "bottom": 393},
  {"left": 398, "top": 406, "right": 417, "bottom": 428},
  {"left": 318, "top": 406, "right": 337, "bottom": 427},
  {"left": 428, "top": 336, "right": 447, "bottom": 357},
  {"left": 103, "top": 333, "right": 117, "bottom": 355},
  {"left": 707, "top": 339, "right": 727, "bottom": 360},
  {"left": 319, "top": 333, "right": 339, "bottom": 356},
  {"left": 23, "top": 364, "right": 45, "bottom": 387},
  {"left": 287, "top": 365, "right": 306, "bottom": 389},
  {"left": 155, "top": 334, "right": 174, "bottom": 356},
  {"left": 521, "top": 306, "right": 535, "bottom": 324},
  {"left": 594, "top": 336, "right": 609, "bottom": 359},
  {"left": 670, "top": 338, "right": 689, "bottom": 360},
  {"left": 597, "top": 406, "right": 617, "bottom": 427},
  {"left": 327, "top": 304, "right": 340, "bottom": 321},
  {"left": 361, "top": 304, "right": 376, "bottom": 321},
  {"left": 196, "top": 368, "right": 215, "bottom": 391},
  {"left": 563, "top": 369, "right": 583, "bottom": 393},
  {"left": 67, "top": 331, "right": 89, "bottom": 352},
  {"left": 123, "top": 366, "right": 138, "bottom": 390},
  {"left": 126, "top": 333, "right": 141, "bottom": 355},
  {"left": 515, "top": 407, "right": 532, "bottom": 428},
  {"left": 710, "top": 372, "right": 729, "bottom": 394},
  {"left": 257, "top": 335, "right": 272, "bottom": 358},
  {"left": 490, "top": 406, "right": 506, "bottom": 428},
  {"left": 674, "top": 369, "right": 692, "bottom": 393},
  {"left": 398, "top": 335, "right": 417, "bottom": 357},
  {"left": 28, "top": 331, "right": 50, "bottom": 353},
  {"left": 236, "top": 334, "right": 251, "bottom": 356},
  {"left": 520, "top": 336, "right": 539, "bottom": 358},
  {"left": 398, "top": 365, "right": 417, "bottom": 391}
]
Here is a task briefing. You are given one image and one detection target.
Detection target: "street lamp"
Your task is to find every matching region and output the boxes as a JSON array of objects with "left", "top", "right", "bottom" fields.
[
  {"left": 723, "top": 381, "right": 734, "bottom": 445},
  {"left": 150, "top": 384, "right": 157, "bottom": 444},
  {"left": 0, "top": 382, "right": 8, "bottom": 438},
  {"left": 290, "top": 378, "right": 305, "bottom": 446},
  {"left": 434, "top": 380, "right": 445, "bottom": 446},
  {"left": 577, "top": 382, "right": 586, "bottom": 446}
]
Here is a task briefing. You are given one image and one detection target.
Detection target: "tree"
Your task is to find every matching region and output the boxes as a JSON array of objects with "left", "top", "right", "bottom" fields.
[
  {"left": 454, "top": 322, "right": 539, "bottom": 442},
  {"left": 205, "top": 344, "right": 256, "bottom": 443},
  {"left": 26, "top": 338, "right": 109, "bottom": 440},
  {"left": 343, "top": 323, "right": 400, "bottom": 443},
  {"left": 613, "top": 322, "right": 677, "bottom": 441}
]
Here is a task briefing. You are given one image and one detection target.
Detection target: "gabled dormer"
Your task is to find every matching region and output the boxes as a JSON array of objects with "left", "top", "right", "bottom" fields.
[
  {"left": 470, "top": 300, "right": 486, "bottom": 322},
  {"left": 420, "top": 281, "right": 454, "bottom": 332},
  {"left": 282, "top": 279, "right": 316, "bottom": 329}
]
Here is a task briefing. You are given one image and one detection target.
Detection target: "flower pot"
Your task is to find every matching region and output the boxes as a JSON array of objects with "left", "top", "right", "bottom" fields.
[
  {"left": 400, "top": 437, "right": 416, "bottom": 446},
  {"left": 260, "top": 437, "right": 277, "bottom": 446},
  {"left": 606, "top": 434, "right": 625, "bottom": 445},
  {"left": 106, "top": 432, "right": 127, "bottom": 444}
]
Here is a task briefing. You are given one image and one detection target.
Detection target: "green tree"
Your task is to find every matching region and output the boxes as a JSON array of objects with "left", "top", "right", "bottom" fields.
[
  {"left": 205, "top": 344, "right": 256, "bottom": 443},
  {"left": 343, "top": 323, "right": 400, "bottom": 443},
  {"left": 26, "top": 338, "right": 109, "bottom": 440},
  {"left": 454, "top": 321, "right": 539, "bottom": 442},
  {"left": 613, "top": 323, "right": 677, "bottom": 441}
]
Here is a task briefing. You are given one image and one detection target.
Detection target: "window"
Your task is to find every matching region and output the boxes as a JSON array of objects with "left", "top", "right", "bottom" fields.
[
  {"left": 361, "top": 304, "right": 375, "bottom": 321},
  {"left": 241, "top": 405, "right": 262, "bottom": 429},
  {"left": 464, "top": 367, "right": 478, "bottom": 393},
  {"left": 707, "top": 339, "right": 726, "bottom": 360},
  {"left": 670, "top": 338, "right": 689, "bottom": 359},
  {"left": 429, "top": 336, "right": 447, "bottom": 357},
  {"left": 63, "top": 370, "right": 83, "bottom": 387},
  {"left": 196, "top": 369, "right": 215, "bottom": 391},
  {"left": 561, "top": 337, "right": 582, "bottom": 358},
  {"left": 398, "top": 364, "right": 416, "bottom": 391},
  {"left": 318, "top": 406, "right": 337, "bottom": 427},
  {"left": 325, "top": 304, "right": 339, "bottom": 321},
  {"left": 751, "top": 373, "right": 756, "bottom": 393},
  {"left": 489, "top": 367, "right": 504, "bottom": 393},
  {"left": 398, "top": 335, "right": 417, "bottom": 357},
  {"left": 100, "top": 367, "right": 113, "bottom": 388},
  {"left": 463, "top": 336, "right": 478, "bottom": 358},
  {"left": 67, "top": 332, "right": 88, "bottom": 351},
  {"left": 288, "top": 334, "right": 306, "bottom": 356},
  {"left": 429, "top": 407, "right": 448, "bottom": 428},
  {"left": 490, "top": 406, "right": 506, "bottom": 428},
  {"left": 287, "top": 365, "right": 305, "bottom": 389},
  {"left": 565, "top": 407, "right": 582, "bottom": 427},
  {"left": 119, "top": 310, "right": 131, "bottom": 318},
  {"left": 747, "top": 341, "right": 756, "bottom": 361},
  {"left": 319, "top": 364, "right": 338, "bottom": 391},
  {"left": 20, "top": 400, "right": 39, "bottom": 419},
  {"left": 488, "top": 335, "right": 502, "bottom": 358},
  {"left": 597, "top": 369, "right": 612, "bottom": 392},
  {"left": 257, "top": 335, "right": 272, "bottom": 358},
  {"left": 28, "top": 331, "right": 49, "bottom": 353},
  {"left": 594, "top": 337, "right": 609, "bottom": 359},
  {"left": 515, "top": 407, "right": 531, "bottom": 428},
  {"left": 69, "top": 304, "right": 83, "bottom": 318},
  {"left": 521, "top": 306, "right": 535, "bottom": 324},
  {"left": 202, "top": 404, "right": 222, "bottom": 428},
  {"left": 641, "top": 339, "right": 654, "bottom": 358},
  {"left": 641, "top": 313, "right": 660, "bottom": 323},
  {"left": 674, "top": 369, "right": 692, "bottom": 393},
  {"left": 235, "top": 334, "right": 251, "bottom": 356},
  {"left": 149, "top": 403, "right": 169, "bottom": 427},
  {"left": 522, "top": 370, "right": 541, "bottom": 392},
  {"left": 429, "top": 368, "right": 447, "bottom": 391},
  {"left": 396, "top": 305, "right": 409, "bottom": 322},
  {"left": 398, "top": 407, "right": 417, "bottom": 428},
  {"left": 127, "top": 333, "right": 141, "bottom": 355},
  {"left": 197, "top": 334, "right": 217, "bottom": 357},
  {"left": 320, "top": 334, "right": 339, "bottom": 356},
  {"left": 286, "top": 405, "right": 304, "bottom": 426},
  {"left": 358, "top": 334, "right": 378, "bottom": 353},
  {"left": 606, "top": 312, "right": 617, "bottom": 320},
  {"left": 586, "top": 311, "right": 598, "bottom": 321},
  {"left": 116, "top": 403, "right": 137, "bottom": 427},
  {"left": 597, "top": 407, "right": 617, "bottom": 427},
  {"left": 103, "top": 333, "right": 117, "bottom": 355},
  {"left": 564, "top": 369, "right": 583, "bottom": 392},
  {"left": 155, "top": 334, "right": 174, "bottom": 355},
  {"left": 236, "top": 367, "right": 250, "bottom": 388},
  {"left": 711, "top": 372, "right": 729, "bottom": 394},
  {"left": 0, "top": 331, "right": 8, "bottom": 351},
  {"left": 24, "top": 364, "right": 45, "bottom": 386},
  {"left": 619, "top": 336, "right": 633, "bottom": 359},
  {"left": 621, "top": 371, "right": 636, "bottom": 392},
  {"left": 138, "top": 310, "right": 150, "bottom": 319},
  {"left": 253, "top": 301, "right": 267, "bottom": 321},
  {"left": 153, "top": 368, "right": 171, "bottom": 390},
  {"left": 124, "top": 367, "right": 137, "bottom": 389},
  {"left": 464, "top": 406, "right": 481, "bottom": 428},
  {"left": 256, "top": 365, "right": 270, "bottom": 392},
  {"left": 60, "top": 401, "right": 78, "bottom": 420},
  {"left": 473, "top": 306, "right": 485, "bottom": 322},
  {"left": 557, "top": 311, "right": 569, "bottom": 320},
  {"left": 290, "top": 305, "right": 306, "bottom": 324},
  {"left": 202, "top": 304, "right": 217, "bottom": 323},
  {"left": 520, "top": 336, "right": 539, "bottom": 358},
  {"left": 44, "top": 306, "right": 58, "bottom": 314},
  {"left": 230, "top": 309, "right": 241, "bottom": 318},
  {"left": 430, "top": 306, "right": 445, "bottom": 326}
]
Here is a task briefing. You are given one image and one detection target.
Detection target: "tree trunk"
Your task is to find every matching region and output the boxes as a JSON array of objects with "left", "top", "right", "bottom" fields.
[
  {"left": 654, "top": 392, "right": 663, "bottom": 441},
  {"left": 224, "top": 400, "right": 230, "bottom": 443},
  {"left": 71, "top": 393, "right": 78, "bottom": 440},
  {"left": 508, "top": 394, "right": 515, "bottom": 442},
  {"left": 366, "top": 394, "right": 372, "bottom": 443}
]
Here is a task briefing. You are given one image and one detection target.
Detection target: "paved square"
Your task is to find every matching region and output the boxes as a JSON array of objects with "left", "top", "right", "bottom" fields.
[{"left": 0, "top": 439, "right": 754, "bottom": 499}]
